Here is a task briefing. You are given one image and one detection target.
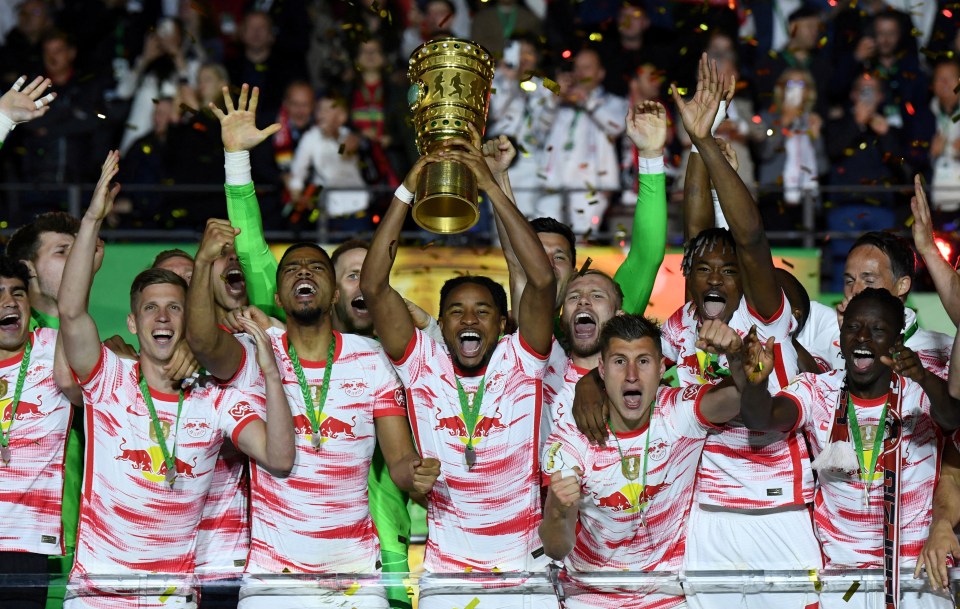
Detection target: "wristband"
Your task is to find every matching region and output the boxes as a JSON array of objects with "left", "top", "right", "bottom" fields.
[
  {"left": 224, "top": 150, "right": 252, "bottom": 185},
  {"left": 0, "top": 111, "right": 14, "bottom": 144},
  {"left": 712, "top": 189, "right": 730, "bottom": 230},
  {"left": 690, "top": 100, "right": 727, "bottom": 154},
  {"left": 637, "top": 155, "right": 664, "bottom": 175},
  {"left": 394, "top": 184, "right": 415, "bottom": 205}
]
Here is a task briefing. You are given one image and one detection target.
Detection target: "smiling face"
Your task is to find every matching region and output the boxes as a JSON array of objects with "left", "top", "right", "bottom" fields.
[
  {"left": 840, "top": 297, "right": 902, "bottom": 393},
  {"left": 598, "top": 336, "right": 664, "bottom": 431},
  {"left": 687, "top": 244, "right": 742, "bottom": 324},
  {"left": 275, "top": 247, "right": 337, "bottom": 325},
  {"left": 561, "top": 274, "right": 621, "bottom": 359},
  {"left": 439, "top": 282, "right": 506, "bottom": 374},
  {"left": 211, "top": 248, "right": 248, "bottom": 312},
  {"left": 332, "top": 247, "right": 372, "bottom": 336},
  {"left": 127, "top": 283, "right": 186, "bottom": 364},
  {"left": 0, "top": 276, "right": 30, "bottom": 354}
]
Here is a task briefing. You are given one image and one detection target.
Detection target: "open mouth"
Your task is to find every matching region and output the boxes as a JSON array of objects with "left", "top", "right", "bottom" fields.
[
  {"left": 152, "top": 328, "right": 174, "bottom": 346},
  {"left": 0, "top": 313, "right": 21, "bottom": 332},
  {"left": 573, "top": 312, "right": 597, "bottom": 339},
  {"left": 622, "top": 389, "right": 644, "bottom": 409},
  {"left": 458, "top": 330, "right": 482, "bottom": 358},
  {"left": 702, "top": 291, "right": 727, "bottom": 320},
  {"left": 850, "top": 347, "right": 875, "bottom": 372},
  {"left": 223, "top": 268, "right": 246, "bottom": 296},
  {"left": 294, "top": 281, "right": 317, "bottom": 301},
  {"left": 351, "top": 296, "right": 369, "bottom": 316}
]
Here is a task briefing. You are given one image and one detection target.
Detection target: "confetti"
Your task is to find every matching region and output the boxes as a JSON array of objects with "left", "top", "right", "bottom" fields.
[
  {"left": 420, "top": 240, "right": 436, "bottom": 250},
  {"left": 543, "top": 78, "right": 561, "bottom": 96},
  {"left": 344, "top": 582, "right": 361, "bottom": 596},
  {"left": 780, "top": 258, "right": 795, "bottom": 268},
  {"left": 339, "top": 144, "right": 346, "bottom": 155},
  {"left": 577, "top": 257, "right": 593, "bottom": 276},
  {"left": 842, "top": 581, "right": 860, "bottom": 601},
  {"left": 438, "top": 11, "right": 453, "bottom": 28},
  {"left": 465, "top": 598, "right": 481, "bottom": 609}
]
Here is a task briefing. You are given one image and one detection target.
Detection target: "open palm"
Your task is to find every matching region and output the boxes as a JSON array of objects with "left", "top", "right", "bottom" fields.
[
  {"left": 626, "top": 101, "right": 667, "bottom": 152},
  {"left": 672, "top": 53, "right": 734, "bottom": 141},
  {"left": 211, "top": 84, "right": 281, "bottom": 152}
]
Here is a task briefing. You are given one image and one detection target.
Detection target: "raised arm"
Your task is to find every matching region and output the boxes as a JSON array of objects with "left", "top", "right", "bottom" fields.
[
  {"left": 615, "top": 101, "right": 667, "bottom": 315},
  {"left": 881, "top": 342, "right": 960, "bottom": 431},
  {"left": 360, "top": 157, "right": 434, "bottom": 361},
  {"left": 210, "top": 84, "right": 283, "bottom": 319},
  {"left": 911, "top": 174, "right": 960, "bottom": 326},
  {"left": 682, "top": 152, "right": 713, "bottom": 241},
  {"left": 440, "top": 139, "right": 556, "bottom": 354},
  {"left": 673, "top": 54, "right": 782, "bottom": 320},
  {"left": 484, "top": 135, "right": 526, "bottom": 321},
  {"left": 738, "top": 326, "right": 800, "bottom": 432},
  {"left": 0, "top": 75, "right": 56, "bottom": 147},
  {"left": 233, "top": 315, "right": 295, "bottom": 477},
  {"left": 952, "top": 329, "right": 960, "bottom": 401},
  {"left": 186, "top": 219, "right": 246, "bottom": 380},
  {"left": 58, "top": 151, "right": 119, "bottom": 380},
  {"left": 693, "top": 319, "right": 751, "bottom": 424}
]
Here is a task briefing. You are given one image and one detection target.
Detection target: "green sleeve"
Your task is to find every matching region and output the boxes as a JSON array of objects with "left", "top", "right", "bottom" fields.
[
  {"left": 614, "top": 171, "right": 667, "bottom": 315},
  {"left": 225, "top": 182, "right": 284, "bottom": 320}
]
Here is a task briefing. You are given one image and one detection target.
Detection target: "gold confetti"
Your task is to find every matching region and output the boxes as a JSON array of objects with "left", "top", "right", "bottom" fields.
[
  {"left": 338, "top": 144, "right": 346, "bottom": 155},
  {"left": 842, "top": 581, "right": 860, "bottom": 601},
  {"left": 344, "top": 582, "right": 361, "bottom": 596},
  {"left": 465, "top": 598, "right": 481, "bottom": 609},
  {"left": 420, "top": 240, "right": 436, "bottom": 250},
  {"left": 543, "top": 78, "right": 561, "bottom": 96}
]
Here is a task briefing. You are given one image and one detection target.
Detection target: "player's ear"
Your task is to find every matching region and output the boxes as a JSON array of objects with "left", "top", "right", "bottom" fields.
[
  {"left": 331, "top": 288, "right": 340, "bottom": 306},
  {"left": 498, "top": 315, "right": 506, "bottom": 334},
  {"left": 274, "top": 292, "right": 282, "bottom": 310},
  {"left": 659, "top": 355, "right": 666, "bottom": 376},
  {"left": 893, "top": 275, "right": 911, "bottom": 299},
  {"left": 126, "top": 312, "right": 137, "bottom": 335},
  {"left": 597, "top": 354, "right": 606, "bottom": 381}
]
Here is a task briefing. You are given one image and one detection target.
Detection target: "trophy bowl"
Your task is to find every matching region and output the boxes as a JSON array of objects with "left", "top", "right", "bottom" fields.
[{"left": 407, "top": 37, "right": 495, "bottom": 234}]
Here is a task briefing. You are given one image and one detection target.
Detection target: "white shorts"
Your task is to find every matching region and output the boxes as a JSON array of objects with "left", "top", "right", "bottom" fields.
[{"left": 683, "top": 504, "right": 822, "bottom": 609}]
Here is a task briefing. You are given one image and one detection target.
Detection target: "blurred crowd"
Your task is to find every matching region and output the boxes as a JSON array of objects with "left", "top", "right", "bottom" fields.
[{"left": 0, "top": 0, "right": 958, "bottom": 251}]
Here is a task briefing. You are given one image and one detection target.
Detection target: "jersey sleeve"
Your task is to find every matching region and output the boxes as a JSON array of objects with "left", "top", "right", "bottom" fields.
[
  {"left": 77, "top": 345, "right": 127, "bottom": 406},
  {"left": 744, "top": 289, "right": 795, "bottom": 337},
  {"left": 660, "top": 309, "right": 683, "bottom": 366},
  {"left": 225, "top": 182, "right": 283, "bottom": 321},
  {"left": 390, "top": 328, "right": 432, "bottom": 388},
  {"left": 660, "top": 385, "right": 719, "bottom": 439},
  {"left": 614, "top": 161, "right": 666, "bottom": 315},
  {"left": 372, "top": 347, "right": 407, "bottom": 419},
  {"left": 775, "top": 373, "right": 820, "bottom": 434},
  {"left": 512, "top": 331, "right": 551, "bottom": 379},
  {"left": 214, "top": 386, "right": 263, "bottom": 447}
]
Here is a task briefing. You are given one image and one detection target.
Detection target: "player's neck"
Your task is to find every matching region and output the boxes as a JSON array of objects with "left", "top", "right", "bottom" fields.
[
  {"left": 571, "top": 351, "right": 599, "bottom": 371},
  {"left": 608, "top": 401, "right": 653, "bottom": 434},
  {"left": 30, "top": 287, "right": 58, "bottom": 321},
  {"left": 139, "top": 353, "right": 182, "bottom": 393},
  {"left": 0, "top": 341, "right": 28, "bottom": 363},
  {"left": 847, "top": 371, "right": 892, "bottom": 401},
  {"left": 287, "top": 318, "right": 334, "bottom": 361},
  {"left": 214, "top": 303, "right": 231, "bottom": 327}
]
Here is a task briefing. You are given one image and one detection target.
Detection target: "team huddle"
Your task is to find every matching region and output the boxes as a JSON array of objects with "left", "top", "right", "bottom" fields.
[{"left": 1, "top": 52, "right": 960, "bottom": 609}]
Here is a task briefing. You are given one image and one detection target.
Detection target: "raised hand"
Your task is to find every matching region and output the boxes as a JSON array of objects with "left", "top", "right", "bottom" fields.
[
  {"left": 716, "top": 137, "right": 739, "bottom": 172},
  {"left": 671, "top": 52, "right": 734, "bottom": 142},
  {"left": 880, "top": 341, "right": 925, "bottom": 383},
  {"left": 439, "top": 137, "right": 497, "bottom": 192},
  {"left": 236, "top": 315, "right": 278, "bottom": 373},
  {"left": 87, "top": 150, "right": 121, "bottom": 221},
  {"left": 164, "top": 340, "right": 201, "bottom": 382},
  {"left": 910, "top": 175, "right": 937, "bottom": 258},
  {"left": 0, "top": 75, "right": 56, "bottom": 124},
  {"left": 548, "top": 468, "right": 583, "bottom": 512},
  {"left": 626, "top": 101, "right": 667, "bottom": 155},
  {"left": 196, "top": 218, "right": 240, "bottom": 265},
  {"left": 740, "top": 325, "right": 775, "bottom": 386},
  {"left": 210, "top": 84, "right": 281, "bottom": 152},
  {"left": 696, "top": 319, "right": 743, "bottom": 355},
  {"left": 481, "top": 133, "right": 517, "bottom": 178}
]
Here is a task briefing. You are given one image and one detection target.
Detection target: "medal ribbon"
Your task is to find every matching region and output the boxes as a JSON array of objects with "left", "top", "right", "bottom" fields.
[
  {"left": 138, "top": 371, "right": 184, "bottom": 481},
  {"left": 287, "top": 335, "right": 336, "bottom": 438},
  {"left": 902, "top": 321, "right": 918, "bottom": 344},
  {"left": 0, "top": 339, "right": 33, "bottom": 454},
  {"left": 455, "top": 376, "right": 485, "bottom": 454},
  {"left": 847, "top": 394, "right": 887, "bottom": 487}
]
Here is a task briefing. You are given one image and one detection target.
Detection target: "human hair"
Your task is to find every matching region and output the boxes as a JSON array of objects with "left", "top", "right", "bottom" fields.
[
  {"left": 530, "top": 217, "right": 576, "bottom": 266},
  {"left": 846, "top": 287, "right": 905, "bottom": 334},
  {"left": 773, "top": 67, "right": 817, "bottom": 114},
  {"left": 41, "top": 29, "right": 75, "bottom": 50},
  {"left": 130, "top": 268, "right": 188, "bottom": 311},
  {"left": 0, "top": 256, "right": 31, "bottom": 289},
  {"left": 599, "top": 313, "right": 662, "bottom": 358},
  {"left": 439, "top": 275, "right": 508, "bottom": 319},
  {"left": 570, "top": 269, "right": 624, "bottom": 310},
  {"left": 331, "top": 240, "right": 370, "bottom": 269},
  {"left": 849, "top": 231, "right": 916, "bottom": 288},
  {"left": 151, "top": 248, "right": 194, "bottom": 269},
  {"left": 276, "top": 242, "right": 332, "bottom": 282},
  {"left": 681, "top": 228, "right": 737, "bottom": 277},
  {"left": 5, "top": 212, "right": 80, "bottom": 263}
]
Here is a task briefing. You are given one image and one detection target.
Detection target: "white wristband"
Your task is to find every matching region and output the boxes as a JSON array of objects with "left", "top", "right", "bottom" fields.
[
  {"left": 712, "top": 189, "right": 729, "bottom": 230},
  {"left": 394, "top": 184, "right": 415, "bottom": 205},
  {"left": 224, "top": 150, "right": 252, "bottom": 185},
  {"left": 0, "top": 111, "right": 15, "bottom": 144},
  {"left": 690, "top": 100, "right": 728, "bottom": 155},
  {"left": 637, "top": 155, "right": 665, "bottom": 175}
]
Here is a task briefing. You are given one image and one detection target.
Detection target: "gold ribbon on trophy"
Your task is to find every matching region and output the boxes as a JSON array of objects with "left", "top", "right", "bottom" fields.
[{"left": 407, "top": 37, "right": 495, "bottom": 234}]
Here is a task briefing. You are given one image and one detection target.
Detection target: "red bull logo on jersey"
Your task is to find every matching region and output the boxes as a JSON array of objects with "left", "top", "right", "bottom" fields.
[
  {"left": 434, "top": 407, "right": 506, "bottom": 444},
  {"left": 1, "top": 399, "right": 45, "bottom": 429},
  {"left": 115, "top": 438, "right": 199, "bottom": 484},
  {"left": 485, "top": 372, "right": 506, "bottom": 395},
  {"left": 647, "top": 439, "right": 668, "bottom": 461},
  {"left": 339, "top": 378, "right": 368, "bottom": 397},
  {"left": 292, "top": 412, "right": 357, "bottom": 446},
  {"left": 183, "top": 418, "right": 212, "bottom": 439},
  {"left": 26, "top": 363, "right": 48, "bottom": 385}
]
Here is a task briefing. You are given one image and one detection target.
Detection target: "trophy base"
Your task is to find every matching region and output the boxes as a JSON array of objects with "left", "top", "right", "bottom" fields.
[{"left": 412, "top": 160, "right": 479, "bottom": 234}]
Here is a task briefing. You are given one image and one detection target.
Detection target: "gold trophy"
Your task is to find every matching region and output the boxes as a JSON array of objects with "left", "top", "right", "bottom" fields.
[{"left": 407, "top": 37, "right": 495, "bottom": 233}]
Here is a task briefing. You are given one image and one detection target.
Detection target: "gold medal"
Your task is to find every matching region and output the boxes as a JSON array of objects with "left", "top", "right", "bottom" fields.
[
  {"left": 165, "top": 469, "right": 177, "bottom": 487},
  {"left": 311, "top": 434, "right": 323, "bottom": 449},
  {"left": 465, "top": 445, "right": 476, "bottom": 469},
  {"left": 621, "top": 456, "right": 641, "bottom": 481},
  {"left": 1, "top": 445, "right": 10, "bottom": 464}
]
